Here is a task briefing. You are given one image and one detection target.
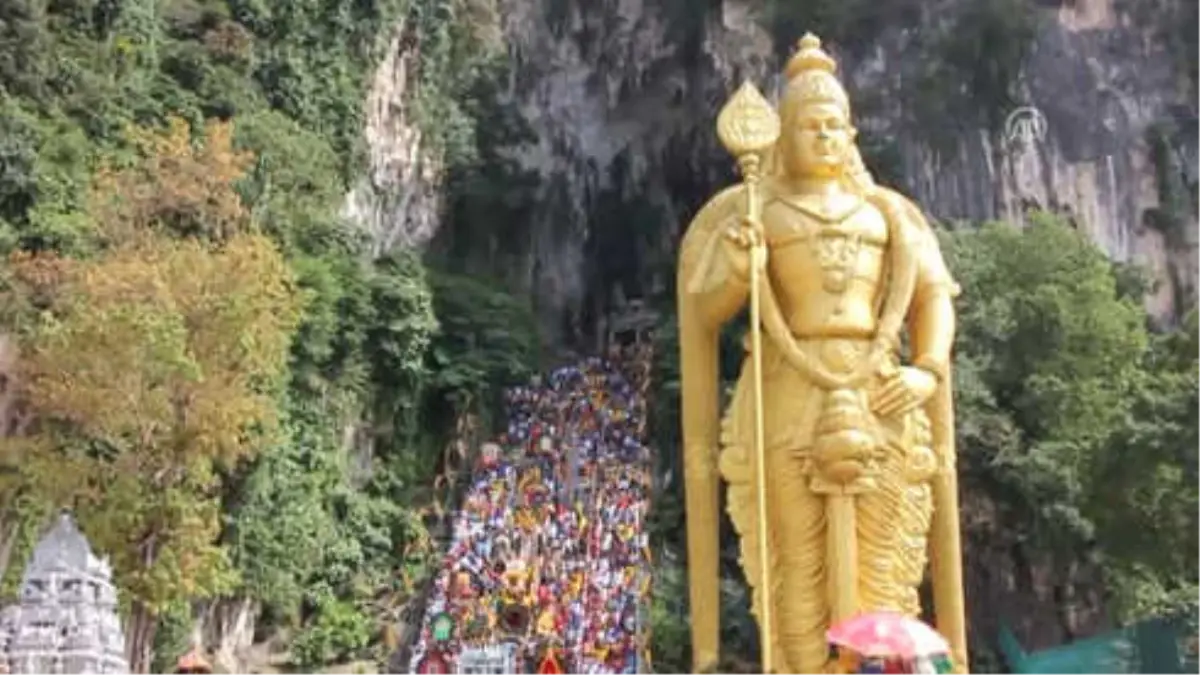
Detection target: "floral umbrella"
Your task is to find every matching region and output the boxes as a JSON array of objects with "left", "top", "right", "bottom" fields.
[{"left": 827, "top": 612, "right": 950, "bottom": 660}]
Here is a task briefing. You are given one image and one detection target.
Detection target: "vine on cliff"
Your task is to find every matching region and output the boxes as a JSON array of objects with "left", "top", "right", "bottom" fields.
[
  {"left": 1145, "top": 121, "right": 1198, "bottom": 246},
  {"left": 407, "top": 0, "right": 505, "bottom": 168}
]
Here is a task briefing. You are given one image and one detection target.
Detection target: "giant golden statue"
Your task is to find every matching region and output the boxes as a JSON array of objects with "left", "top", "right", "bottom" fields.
[{"left": 677, "top": 34, "right": 969, "bottom": 673}]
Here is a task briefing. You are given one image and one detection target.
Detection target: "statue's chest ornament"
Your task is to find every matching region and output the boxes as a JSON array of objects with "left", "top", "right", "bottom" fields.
[
  {"left": 775, "top": 196, "right": 872, "bottom": 314},
  {"left": 816, "top": 230, "right": 864, "bottom": 296}
]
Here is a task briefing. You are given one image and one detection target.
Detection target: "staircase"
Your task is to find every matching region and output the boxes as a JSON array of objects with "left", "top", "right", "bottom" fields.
[{"left": 407, "top": 344, "right": 656, "bottom": 675}]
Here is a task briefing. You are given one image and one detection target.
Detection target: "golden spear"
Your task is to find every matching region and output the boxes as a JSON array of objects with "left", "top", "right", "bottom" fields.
[{"left": 715, "top": 80, "right": 782, "bottom": 674}]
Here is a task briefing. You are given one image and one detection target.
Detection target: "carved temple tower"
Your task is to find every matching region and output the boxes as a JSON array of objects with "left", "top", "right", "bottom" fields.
[{"left": 0, "top": 513, "right": 129, "bottom": 674}]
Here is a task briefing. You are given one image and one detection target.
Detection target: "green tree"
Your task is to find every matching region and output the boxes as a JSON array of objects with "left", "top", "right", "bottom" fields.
[
  {"left": 947, "top": 215, "right": 1137, "bottom": 534},
  {"left": 943, "top": 214, "right": 1198, "bottom": 625},
  {"left": 1090, "top": 310, "right": 1198, "bottom": 620}
]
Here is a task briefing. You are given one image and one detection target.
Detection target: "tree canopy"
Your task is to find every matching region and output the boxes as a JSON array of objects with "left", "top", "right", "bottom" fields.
[{"left": 943, "top": 215, "right": 1198, "bottom": 622}]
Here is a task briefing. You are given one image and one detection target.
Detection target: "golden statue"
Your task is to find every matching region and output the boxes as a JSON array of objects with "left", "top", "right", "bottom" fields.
[{"left": 677, "top": 33, "right": 968, "bottom": 673}]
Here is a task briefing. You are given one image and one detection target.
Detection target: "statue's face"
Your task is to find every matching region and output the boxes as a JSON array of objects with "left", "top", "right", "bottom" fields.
[{"left": 784, "top": 101, "right": 854, "bottom": 179}]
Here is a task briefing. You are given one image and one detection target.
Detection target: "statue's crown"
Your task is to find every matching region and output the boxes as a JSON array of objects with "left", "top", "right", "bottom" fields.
[
  {"left": 786, "top": 33, "right": 838, "bottom": 80},
  {"left": 782, "top": 32, "right": 848, "bottom": 113}
]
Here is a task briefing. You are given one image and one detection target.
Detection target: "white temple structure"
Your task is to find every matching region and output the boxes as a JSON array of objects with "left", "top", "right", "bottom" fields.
[{"left": 0, "top": 512, "right": 129, "bottom": 674}]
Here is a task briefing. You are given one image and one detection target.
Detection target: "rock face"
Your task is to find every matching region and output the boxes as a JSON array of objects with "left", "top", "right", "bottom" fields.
[
  {"left": 344, "top": 18, "right": 446, "bottom": 257},
  {"left": 851, "top": 0, "right": 1199, "bottom": 321},
  {"left": 348, "top": 0, "right": 1195, "bottom": 342},
  {"left": 431, "top": 0, "right": 778, "bottom": 345}
]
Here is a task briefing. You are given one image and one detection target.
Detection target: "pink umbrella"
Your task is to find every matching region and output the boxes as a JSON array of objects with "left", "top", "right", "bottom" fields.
[{"left": 827, "top": 612, "right": 950, "bottom": 659}]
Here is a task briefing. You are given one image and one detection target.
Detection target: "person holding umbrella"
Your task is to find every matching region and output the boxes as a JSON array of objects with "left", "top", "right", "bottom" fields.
[{"left": 827, "top": 612, "right": 957, "bottom": 674}]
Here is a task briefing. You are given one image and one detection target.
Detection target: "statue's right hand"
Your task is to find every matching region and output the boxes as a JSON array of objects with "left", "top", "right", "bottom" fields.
[
  {"left": 724, "top": 216, "right": 762, "bottom": 248},
  {"left": 721, "top": 216, "right": 766, "bottom": 279}
]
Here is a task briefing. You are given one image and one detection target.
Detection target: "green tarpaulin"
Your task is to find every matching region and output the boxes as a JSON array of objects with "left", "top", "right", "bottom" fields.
[{"left": 999, "top": 616, "right": 1198, "bottom": 674}]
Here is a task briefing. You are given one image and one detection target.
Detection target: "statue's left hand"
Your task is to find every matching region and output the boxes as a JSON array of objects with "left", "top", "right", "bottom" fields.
[{"left": 871, "top": 366, "right": 937, "bottom": 418}]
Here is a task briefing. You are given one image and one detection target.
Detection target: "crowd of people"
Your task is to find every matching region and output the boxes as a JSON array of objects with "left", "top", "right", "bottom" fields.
[{"left": 410, "top": 344, "right": 655, "bottom": 674}]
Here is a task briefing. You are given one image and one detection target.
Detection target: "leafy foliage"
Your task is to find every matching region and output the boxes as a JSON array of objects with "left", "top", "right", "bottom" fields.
[
  {"left": 90, "top": 117, "right": 255, "bottom": 244},
  {"left": 226, "top": 395, "right": 419, "bottom": 664},
  {"left": 424, "top": 270, "right": 539, "bottom": 413},
  {"left": 943, "top": 215, "right": 1198, "bottom": 626}
]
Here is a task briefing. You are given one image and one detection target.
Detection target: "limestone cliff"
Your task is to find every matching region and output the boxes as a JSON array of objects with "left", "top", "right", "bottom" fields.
[
  {"left": 353, "top": 0, "right": 1196, "bottom": 338},
  {"left": 852, "top": 0, "right": 1199, "bottom": 321},
  {"left": 428, "top": 0, "right": 777, "bottom": 346},
  {"left": 344, "top": 16, "right": 446, "bottom": 257}
]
